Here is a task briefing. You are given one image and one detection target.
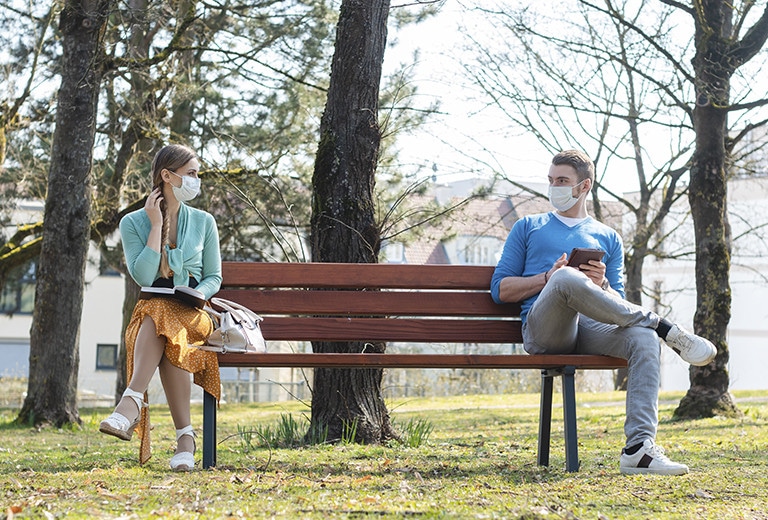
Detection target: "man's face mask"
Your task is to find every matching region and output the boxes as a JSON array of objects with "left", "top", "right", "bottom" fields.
[{"left": 548, "top": 179, "right": 586, "bottom": 212}]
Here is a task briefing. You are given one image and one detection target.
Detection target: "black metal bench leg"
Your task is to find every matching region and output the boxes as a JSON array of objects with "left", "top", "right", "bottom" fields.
[
  {"left": 538, "top": 369, "right": 556, "bottom": 467},
  {"left": 202, "top": 389, "right": 217, "bottom": 469},
  {"left": 561, "top": 366, "right": 579, "bottom": 472}
]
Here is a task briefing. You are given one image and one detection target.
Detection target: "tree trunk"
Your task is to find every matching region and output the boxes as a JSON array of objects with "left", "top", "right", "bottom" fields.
[
  {"left": 675, "top": 0, "right": 741, "bottom": 418},
  {"left": 309, "top": 0, "right": 395, "bottom": 444},
  {"left": 17, "top": 0, "right": 112, "bottom": 427}
]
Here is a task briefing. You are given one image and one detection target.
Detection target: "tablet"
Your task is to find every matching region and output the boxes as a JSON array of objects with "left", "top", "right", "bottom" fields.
[{"left": 567, "top": 248, "right": 605, "bottom": 269}]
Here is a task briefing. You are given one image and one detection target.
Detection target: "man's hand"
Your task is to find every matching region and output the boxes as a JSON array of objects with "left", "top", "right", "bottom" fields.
[
  {"left": 577, "top": 259, "right": 607, "bottom": 288},
  {"left": 545, "top": 253, "right": 569, "bottom": 282},
  {"left": 498, "top": 253, "right": 569, "bottom": 303}
]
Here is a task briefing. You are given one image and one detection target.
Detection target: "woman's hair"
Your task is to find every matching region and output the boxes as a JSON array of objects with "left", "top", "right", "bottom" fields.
[
  {"left": 552, "top": 149, "right": 595, "bottom": 183},
  {"left": 150, "top": 144, "right": 198, "bottom": 279}
]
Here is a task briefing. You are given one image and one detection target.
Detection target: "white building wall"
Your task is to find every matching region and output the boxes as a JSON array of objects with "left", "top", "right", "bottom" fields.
[
  {"left": 641, "top": 176, "right": 768, "bottom": 391},
  {"left": 78, "top": 261, "right": 125, "bottom": 399}
]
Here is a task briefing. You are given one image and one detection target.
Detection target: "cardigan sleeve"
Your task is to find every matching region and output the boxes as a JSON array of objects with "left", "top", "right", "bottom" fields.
[
  {"left": 192, "top": 212, "right": 222, "bottom": 299},
  {"left": 120, "top": 211, "right": 161, "bottom": 287}
]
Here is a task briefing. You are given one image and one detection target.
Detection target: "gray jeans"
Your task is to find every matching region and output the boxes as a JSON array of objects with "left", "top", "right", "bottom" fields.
[{"left": 522, "top": 266, "right": 662, "bottom": 449}]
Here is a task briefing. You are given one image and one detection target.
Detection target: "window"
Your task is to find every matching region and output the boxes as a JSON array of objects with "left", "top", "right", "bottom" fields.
[
  {"left": 0, "top": 261, "right": 36, "bottom": 315},
  {"left": 96, "top": 344, "right": 118, "bottom": 370}
]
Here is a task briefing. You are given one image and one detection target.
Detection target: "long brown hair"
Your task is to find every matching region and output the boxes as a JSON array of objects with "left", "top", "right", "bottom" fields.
[{"left": 150, "top": 144, "right": 198, "bottom": 279}]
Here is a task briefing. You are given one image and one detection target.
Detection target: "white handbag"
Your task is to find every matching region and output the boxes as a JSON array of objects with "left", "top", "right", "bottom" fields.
[{"left": 196, "top": 297, "right": 267, "bottom": 354}]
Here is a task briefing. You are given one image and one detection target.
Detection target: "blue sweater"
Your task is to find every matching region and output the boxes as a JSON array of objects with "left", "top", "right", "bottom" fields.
[
  {"left": 120, "top": 203, "right": 222, "bottom": 300},
  {"left": 491, "top": 212, "right": 625, "bottom": 323}
]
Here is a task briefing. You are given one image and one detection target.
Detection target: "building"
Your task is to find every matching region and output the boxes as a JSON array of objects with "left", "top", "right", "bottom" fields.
[
  {"left": 638, "top": 175, "right": 768, "bottom": 390},
  {"left": 2, "top": 174, "right": 767, "bottom": 405}
]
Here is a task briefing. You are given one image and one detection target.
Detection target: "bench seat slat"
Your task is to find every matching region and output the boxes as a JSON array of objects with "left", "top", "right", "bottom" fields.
[
  {"left": 221, "top": 262, "right": 496, "bottom": 289},
  {"left": 259, "top": 317, "right": 523, "bottom": 343},
  {"left": 216, "top": 352, "right": 627, "bottom": 369},
  {"left": 215, "top": 289, "right": 522, "bottom": 317}
]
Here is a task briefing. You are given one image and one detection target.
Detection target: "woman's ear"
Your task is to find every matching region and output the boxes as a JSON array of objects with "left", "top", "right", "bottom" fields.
[{"left": 159, "top": 168, "right": 174, "bottom": 185}]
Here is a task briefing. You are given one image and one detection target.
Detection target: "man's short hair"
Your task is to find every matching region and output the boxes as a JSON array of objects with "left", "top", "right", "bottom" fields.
[{"left": 552, "top": 149, "right": 595, "bottom": 183}]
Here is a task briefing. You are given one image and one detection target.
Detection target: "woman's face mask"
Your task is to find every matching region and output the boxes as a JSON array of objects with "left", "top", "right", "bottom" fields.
[
  {"left": 548, "top": 179, "right": 586, "bottom": 212},
  {"left": 169, "top": 170, "right": 201, "bottom": 202}
]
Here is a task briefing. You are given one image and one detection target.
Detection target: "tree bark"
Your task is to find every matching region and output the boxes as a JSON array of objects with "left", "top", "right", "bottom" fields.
[
  {"left": 675, "top": 0, "right": 743, "bottom": 418},
  {"left": 17, "top": 0, "right": 113, "bottom": 427},
  {"left": 309, "top": 0, "right": 396, "bottom": 443}
]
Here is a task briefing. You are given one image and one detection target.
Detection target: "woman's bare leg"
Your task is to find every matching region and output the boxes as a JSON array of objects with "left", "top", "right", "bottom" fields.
[
  {"left": 113, "top": 315, "right": 165, "bottom": 420},
  {"left": 159, "top": 356, "right": 194, "bottom": 454}
]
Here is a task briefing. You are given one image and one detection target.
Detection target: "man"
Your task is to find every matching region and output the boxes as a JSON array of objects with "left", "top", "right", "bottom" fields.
[{"left": 491, "top": 149, "right": 716, "bottom": 475}]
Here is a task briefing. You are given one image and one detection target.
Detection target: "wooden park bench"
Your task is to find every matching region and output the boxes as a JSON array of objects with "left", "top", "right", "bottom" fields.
[{"left": 202, "top": 262, "right": 627, "bottom": 472}]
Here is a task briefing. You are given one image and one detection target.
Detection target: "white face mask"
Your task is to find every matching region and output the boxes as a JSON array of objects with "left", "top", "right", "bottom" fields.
[
  {"left": 548, "top": 180, "right": 586, "bottom": 212},
  {"left": 169, "top": 170, "right": 201, "bottom": 202}
]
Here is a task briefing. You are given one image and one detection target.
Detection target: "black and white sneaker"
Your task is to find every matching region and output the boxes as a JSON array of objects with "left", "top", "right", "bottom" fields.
[
  {"left": 664, "top": 324, "right": 717, "bottom": 366},
  {"left": 620, "top": 439, "right": 689, "bottom": 475}
]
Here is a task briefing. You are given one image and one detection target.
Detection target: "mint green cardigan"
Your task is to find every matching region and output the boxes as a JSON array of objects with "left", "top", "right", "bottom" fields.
[{"left": 120, "top": 203, "right": 222, "bottom": 299}]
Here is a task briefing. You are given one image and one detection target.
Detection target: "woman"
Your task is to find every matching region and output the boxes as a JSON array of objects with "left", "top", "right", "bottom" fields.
[{"left": 100, "top": 144, "right": 222, "bottom": 471}]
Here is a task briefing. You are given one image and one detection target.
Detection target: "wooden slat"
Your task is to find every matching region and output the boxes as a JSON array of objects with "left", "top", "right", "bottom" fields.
[
  {"left": 217, "top": 353, "right": 627, "bottom": 370},
  {"left": 259, "top": 317, "right": 523, "bottom": 343},
  {"left": 214, "top": 289, "right": 521, "bottom": 317},
  {"left": 221, "top": 262, "right": 496, "bottom": 290}
]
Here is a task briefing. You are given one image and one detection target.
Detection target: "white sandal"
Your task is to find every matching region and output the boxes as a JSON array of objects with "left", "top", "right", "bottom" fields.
[
  {"left": 170, "top": 425, "right": 196, "bottom": 472},
  {"left": 99, "top": 388, "right": 146, "bottom": 441}
]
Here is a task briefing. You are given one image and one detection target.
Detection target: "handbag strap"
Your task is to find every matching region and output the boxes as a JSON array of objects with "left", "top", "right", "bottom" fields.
[
  {"left": 210, "top": 297, "right": 263, "bottom": 324},
  {"left": 203, "top": 305, "right": 221, "bottom": 318}
]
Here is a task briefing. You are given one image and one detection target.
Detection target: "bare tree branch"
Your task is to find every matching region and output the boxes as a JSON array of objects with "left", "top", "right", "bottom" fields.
[{"left": 729, "top": 5, "right": 768, "bottom": 67}]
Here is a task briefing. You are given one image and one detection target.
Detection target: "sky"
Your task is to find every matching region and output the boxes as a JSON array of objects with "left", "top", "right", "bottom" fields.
[
  {"left": 384, "top": 2, "right": 550, "bottom": 188},
  {"left": 384, "top": 1, "right": 768, "bottom": 196}
]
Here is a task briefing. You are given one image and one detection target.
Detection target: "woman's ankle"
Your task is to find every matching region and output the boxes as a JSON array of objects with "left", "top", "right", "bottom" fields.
[
  {"left": 113, "top": 393, "right": 140, "bottom": 421},
  {"left": 176, "top": 434, "right": 195, "bottom": 454}
]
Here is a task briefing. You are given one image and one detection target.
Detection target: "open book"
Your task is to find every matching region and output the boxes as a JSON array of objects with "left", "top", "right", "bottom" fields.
[{"left": 139, "top": 285, "right": 206, "bottom": 309}]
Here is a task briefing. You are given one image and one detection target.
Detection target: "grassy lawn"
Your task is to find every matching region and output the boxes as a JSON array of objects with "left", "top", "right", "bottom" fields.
[{"left": 1, "top": 390, "right": 767, "bottom": 519}]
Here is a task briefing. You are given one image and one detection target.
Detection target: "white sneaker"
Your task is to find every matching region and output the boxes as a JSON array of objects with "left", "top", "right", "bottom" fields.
[
  {"left": 620, "top": 439, "right": 689, "bottom": 476},
  {"left": 664, "top": 324, "right": 716, "bottom": 366}
]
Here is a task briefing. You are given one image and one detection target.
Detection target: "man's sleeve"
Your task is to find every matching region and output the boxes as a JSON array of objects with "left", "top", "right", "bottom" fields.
[
  {"left": 605, "top": 233, "right": 625, "bottom": 298},
  {"left": 490, "top": 220, "right": 527, "bottom": 304}
]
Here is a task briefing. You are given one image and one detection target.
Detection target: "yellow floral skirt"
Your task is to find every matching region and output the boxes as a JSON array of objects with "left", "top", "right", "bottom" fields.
[{"left": 125, "top": 298, "right": 219, "bottom": 464}]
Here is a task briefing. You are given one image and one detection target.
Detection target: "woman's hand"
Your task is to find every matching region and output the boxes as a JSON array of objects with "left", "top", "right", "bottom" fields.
[{"left": 145, "top": 187, "right": 164, "bottom": 228}]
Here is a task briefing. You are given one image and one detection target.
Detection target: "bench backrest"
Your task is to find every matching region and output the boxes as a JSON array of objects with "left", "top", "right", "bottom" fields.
[{"left": 215, "top": 262, "right": 523, "bottom": 344}]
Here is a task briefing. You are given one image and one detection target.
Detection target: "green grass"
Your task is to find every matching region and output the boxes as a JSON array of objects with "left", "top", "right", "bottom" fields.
[{"left": 1, "top": 390, "right": 767, "bottom": 519}]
